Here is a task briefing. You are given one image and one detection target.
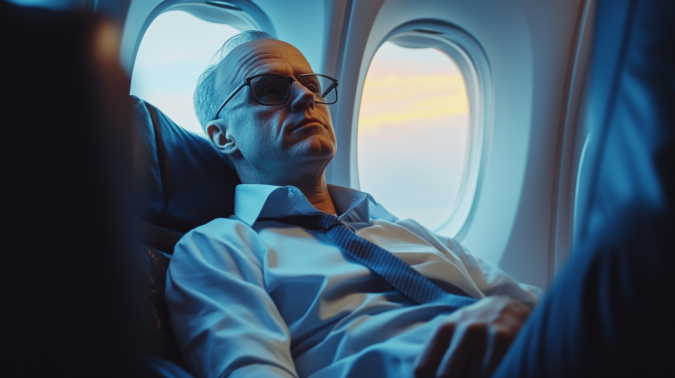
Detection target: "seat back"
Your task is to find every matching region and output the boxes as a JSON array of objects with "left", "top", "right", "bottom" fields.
[
  {"left": 132, "top": 96, "right": 240, "bottom": 234},
  {"left": 132, "top": 96, "right": 240, "bottom": 371},
  {"left": 574, "top": 0, "right": 675, "bottom": 246},
  {"left": 2, "top": 2, "right": 145, "bottom": 375}
]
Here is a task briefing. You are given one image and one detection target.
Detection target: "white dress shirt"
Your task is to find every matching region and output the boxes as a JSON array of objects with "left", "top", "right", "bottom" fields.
[{"left": 166, "top": 184, "right": 542, "bottom": 378}]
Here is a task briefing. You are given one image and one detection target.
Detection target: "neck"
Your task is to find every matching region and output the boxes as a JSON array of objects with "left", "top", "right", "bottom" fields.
[
  {"left": 294, "top": 178, "right": 336, "bottom": 215},
  {"left": 238, "top": 164, "right": 337, "bottom": 215}
]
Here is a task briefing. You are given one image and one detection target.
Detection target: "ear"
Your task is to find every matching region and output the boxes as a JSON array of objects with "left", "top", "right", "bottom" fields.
[{"left": 207, "top": 119, "right": 238, "bottom": 156}]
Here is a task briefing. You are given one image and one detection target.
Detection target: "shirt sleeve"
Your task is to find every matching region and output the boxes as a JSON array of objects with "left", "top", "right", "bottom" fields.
[
  {"left": 165, "top": 218, "right": 298, "bottom": 378},
  {"left": 464, "top": 247, "right": 544, "bottom": 306},
  {"left": 396, "top": 218, "right": 544, "bottom": 306}
]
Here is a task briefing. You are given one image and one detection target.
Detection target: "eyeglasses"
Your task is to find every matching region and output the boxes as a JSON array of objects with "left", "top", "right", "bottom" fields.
[{"left": 214, "top": 73, "right": 339, "bottom": 120}]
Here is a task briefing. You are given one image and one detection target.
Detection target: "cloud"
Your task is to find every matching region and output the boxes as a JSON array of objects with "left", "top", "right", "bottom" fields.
[{"left": 359, "top": 73, "right": 470, "bottom": 131}]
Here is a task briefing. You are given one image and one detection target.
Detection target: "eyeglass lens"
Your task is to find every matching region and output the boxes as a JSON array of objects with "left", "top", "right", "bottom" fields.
[{"left": 249, "top": 74, "right": 337, "bottom": 105}]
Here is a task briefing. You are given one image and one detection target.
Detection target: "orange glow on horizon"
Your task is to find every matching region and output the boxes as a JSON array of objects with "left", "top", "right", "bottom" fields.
[
  {"left": 359, "top": 73, "right": 469, "bottom": 131},
  {"left": 356, "top": 42, "right": 471, "bottom": 229}
]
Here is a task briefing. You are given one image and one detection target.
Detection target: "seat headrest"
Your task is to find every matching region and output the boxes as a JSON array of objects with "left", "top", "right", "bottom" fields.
[{"left": 132, "top": 96, "right": 240, "bottom": 233}]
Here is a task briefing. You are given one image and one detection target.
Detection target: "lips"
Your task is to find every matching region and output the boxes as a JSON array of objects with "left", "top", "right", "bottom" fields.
[{"left": 291, "top": 118, "right": 325, "bottom": 131}]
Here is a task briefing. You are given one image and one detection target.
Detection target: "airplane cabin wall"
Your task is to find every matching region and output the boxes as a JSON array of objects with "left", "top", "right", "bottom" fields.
[{"left": 297, "top": 0, "right": 589, "bottom": 289}]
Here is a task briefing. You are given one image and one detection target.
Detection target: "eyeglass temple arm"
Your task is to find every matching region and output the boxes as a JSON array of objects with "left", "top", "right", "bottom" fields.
[
  {"left": 214, "top": 82, "right": 247, "bottom": 120},
  {"left": 322, "top": 82, "right": 337, "bottom": 98}
]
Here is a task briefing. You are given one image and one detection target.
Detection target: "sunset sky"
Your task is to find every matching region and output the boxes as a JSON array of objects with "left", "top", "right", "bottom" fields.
[
  {"left": 131, "top": 12, "right": 471, "bottom": 230},
  {"left": 358, "top": 42, "right": 469, "bottom": 229}
]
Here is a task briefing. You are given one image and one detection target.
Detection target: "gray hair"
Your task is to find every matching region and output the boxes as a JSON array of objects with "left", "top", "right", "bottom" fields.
[{"left": 194, "top": 30, "right": 276, "bottom": 132}]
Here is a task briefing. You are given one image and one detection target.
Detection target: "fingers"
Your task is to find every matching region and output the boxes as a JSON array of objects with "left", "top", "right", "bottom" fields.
[
  {"left": 482, "top": 303, "right": 531, "bottom": 376},
  {"left": 437, "top": 323, "right": 488, "bottom": 378},
  {"left": 482, "top": 327, "right": 514, "bottom": 377},
  {"left": 415, "top": 297, "right": 533, "bottom": 378},
  {"left": 437, "top": 323, "right": 519, "bottom": 378},
  {"left": 497, "top": 299, "right": 532, "bottom": 327},
  {"left": 414, "top": 323, "right": 456, "bottom": 378}
]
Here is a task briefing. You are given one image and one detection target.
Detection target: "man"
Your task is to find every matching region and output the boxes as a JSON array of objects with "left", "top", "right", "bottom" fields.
[{"left": 167, "top": 30, "right": 539, "bottom": 378}]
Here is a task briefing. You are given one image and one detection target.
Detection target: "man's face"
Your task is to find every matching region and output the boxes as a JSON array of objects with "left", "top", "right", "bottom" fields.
[{"left": 212, "top": 39, "right": 336, "bottom": 177}]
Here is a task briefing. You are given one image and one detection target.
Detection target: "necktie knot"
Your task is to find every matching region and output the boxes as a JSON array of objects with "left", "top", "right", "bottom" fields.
[{"left": 313, "top": 214, "right": 341, "bottom": 232}]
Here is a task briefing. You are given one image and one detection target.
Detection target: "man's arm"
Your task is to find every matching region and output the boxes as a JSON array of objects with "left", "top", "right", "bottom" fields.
[
  {"left": 389, "top": 219, "right": 537, "bottom": 377},
  {"left": 166, "top": 219, "right": 298, "bottom": 378},
  {"left": 395, "top": 218, "right": 544, "bottom": 304},
  {"left": 414, "top": 296, "right": 531, "bottom": 378}
]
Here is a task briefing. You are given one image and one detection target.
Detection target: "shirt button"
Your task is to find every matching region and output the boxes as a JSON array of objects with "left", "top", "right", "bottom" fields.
[{"left": 288, "top": 192, "right": 294, "bottom": 199}]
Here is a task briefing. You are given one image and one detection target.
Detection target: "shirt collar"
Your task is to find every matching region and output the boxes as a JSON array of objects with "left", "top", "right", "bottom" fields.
[{"left": 234, "top": 184, "right": 376, "bottom": 226}]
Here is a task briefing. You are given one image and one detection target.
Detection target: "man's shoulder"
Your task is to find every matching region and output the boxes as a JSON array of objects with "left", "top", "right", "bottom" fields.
[
  {"left": 187, "top": 216, "right": 251, "bottom": 236},
  {"left": 175, "top": 216, "right": 264, "bottom": 258}
]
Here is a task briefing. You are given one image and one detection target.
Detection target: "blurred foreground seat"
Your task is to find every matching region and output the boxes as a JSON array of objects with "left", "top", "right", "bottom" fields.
[
  {"left": 1, "top": 1, "right": 144, "bottom": 376},
  {"left": 493, "top": 1, "right": 675, "bottom": 376},
  {"left": 0, "top": 1, "right": 241, "bottom": 376}
]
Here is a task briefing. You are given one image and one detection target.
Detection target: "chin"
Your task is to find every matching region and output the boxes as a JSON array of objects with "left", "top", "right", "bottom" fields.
[{"left": 289, "top": 137, "right": 336, "bottom": 161}]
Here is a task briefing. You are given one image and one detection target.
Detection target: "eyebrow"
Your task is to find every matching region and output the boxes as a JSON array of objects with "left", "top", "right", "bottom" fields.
[{"left": 247, "top": 67, "right": 307, "bottom": 78}]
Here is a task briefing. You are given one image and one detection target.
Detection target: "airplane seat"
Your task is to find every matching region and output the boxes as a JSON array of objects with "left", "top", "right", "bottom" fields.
[
  {"left": 2, "top": 1, "right": 146, "bottom": 375},
  {"left": 131, "top": 95, "right": 240, "bottom": 373},
  {"left": 493, "top": 1, "right": 675, "bottom": 376},
  {"left": 569, "top": 2, "right": 675, "bottom": 372},
  {"left": 574, "top": 0, "right": 675, "bottom": 246},
  {"left": 132, "top": 95, "right": 239, "bottom": 234}
]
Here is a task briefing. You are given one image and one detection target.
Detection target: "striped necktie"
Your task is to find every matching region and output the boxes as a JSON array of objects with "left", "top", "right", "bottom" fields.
[{"left": 260, "top": 214, "right": 477, "bottom": 310}]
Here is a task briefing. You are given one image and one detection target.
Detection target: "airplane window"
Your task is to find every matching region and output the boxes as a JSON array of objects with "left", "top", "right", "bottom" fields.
[
  {"left": 358, "top": 42, "right": 470, "bottom": 230},
  {"left": 130, "top": 11, "right": 239, "bottom": 135}
]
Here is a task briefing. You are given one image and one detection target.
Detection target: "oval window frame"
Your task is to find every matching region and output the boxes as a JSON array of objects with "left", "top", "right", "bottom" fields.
[
  {"left": 123, "top": 0, "right": 276, "bottom": 75},
  {"left": 355, "top": 21, "right": 493, "bottom": 239}
]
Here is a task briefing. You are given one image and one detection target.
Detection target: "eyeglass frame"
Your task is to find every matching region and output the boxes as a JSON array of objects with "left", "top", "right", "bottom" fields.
[{"left": 213, "top": 73, "right": 339, "bottom": 120}]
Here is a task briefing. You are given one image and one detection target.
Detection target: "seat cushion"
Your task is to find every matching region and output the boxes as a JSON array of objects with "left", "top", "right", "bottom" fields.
[{"left": 139, "top": 240, "right": 187, "bottom": 369}]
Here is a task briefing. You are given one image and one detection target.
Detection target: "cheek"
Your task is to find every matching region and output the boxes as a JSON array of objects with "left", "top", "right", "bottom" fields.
[
  {"left": 320, "top": 109, "right": 336, "bottom": 139},
  {"left": 322, "top": 106, "right": 333, "bottom": 124},
  {"left": 242, "top": 110, "right": 284, "bottom": 146}
]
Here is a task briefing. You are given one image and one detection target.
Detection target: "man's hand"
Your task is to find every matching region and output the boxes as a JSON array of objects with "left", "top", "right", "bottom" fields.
[{"left": 414, "top": 296, "right": 532, "bottom": 378}]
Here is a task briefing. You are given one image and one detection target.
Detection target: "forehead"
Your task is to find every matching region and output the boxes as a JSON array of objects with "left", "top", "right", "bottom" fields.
[{"left": 217, "top": 39, "right": 313, "bottom": 90}]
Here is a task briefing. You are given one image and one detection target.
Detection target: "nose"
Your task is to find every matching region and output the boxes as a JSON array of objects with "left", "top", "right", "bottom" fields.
[{"left": 288, "top": 80, "right": 315, "bottom": 112}]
